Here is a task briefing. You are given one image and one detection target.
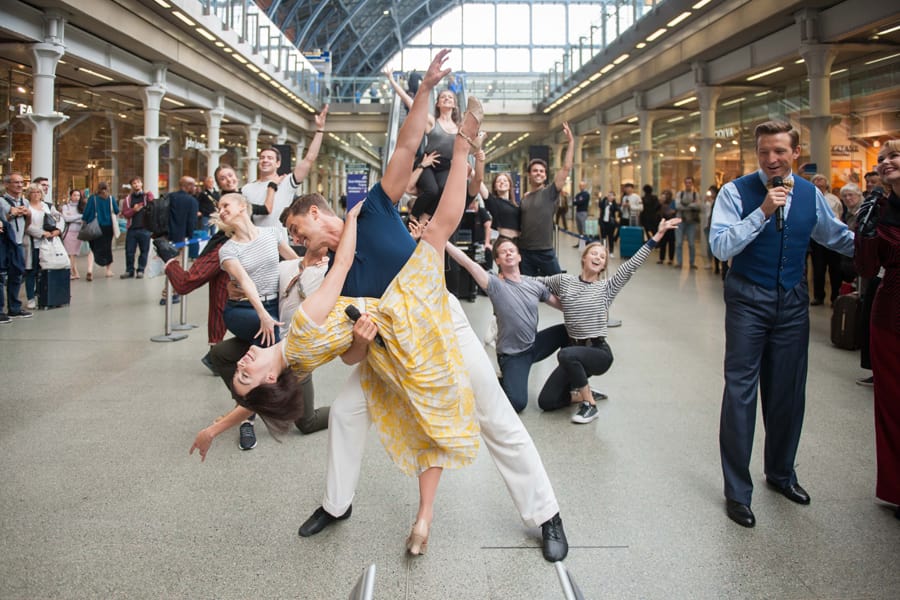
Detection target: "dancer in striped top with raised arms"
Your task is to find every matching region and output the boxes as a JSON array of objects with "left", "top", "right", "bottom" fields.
[{"left": 535, "top": 216, "right": 681, "bottom": 423}]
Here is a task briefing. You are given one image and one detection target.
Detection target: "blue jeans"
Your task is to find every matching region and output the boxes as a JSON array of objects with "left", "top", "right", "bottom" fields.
[
  {"left": 124, "top": 228, "right": 151, "bottom": 274},
  {"left": 519, "top": 248, "right": 562, "bottom": 277},
  {"left": 223, "top": 298, "right": 280, "bottom": 346},
  {"left": 675, "top": 221, "right": 698, "bottom": 266},
  {"left": 3, "top": 245, "right": 24, "bottom": 313},
  {"left": 25, "top": 245, "right": 40, "bottom": 301},
  {"left": 497, "top": 324, "right": 569, "bottom": 413}
]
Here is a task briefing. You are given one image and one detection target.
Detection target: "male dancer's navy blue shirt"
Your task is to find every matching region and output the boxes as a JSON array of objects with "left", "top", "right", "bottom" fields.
[{"left": 338, "top": 183, "right": 417, "bottom": 298}]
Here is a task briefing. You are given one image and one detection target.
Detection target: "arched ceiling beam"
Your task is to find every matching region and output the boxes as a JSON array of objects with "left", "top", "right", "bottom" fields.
[
  {"left": 277, "top": 0, "right": 312, "bottom": 35},
  {"left": 326, "top": 0, "right": 376, "bottom": 49},
  {"left": 345, "top": 1, "right": 458, "bottom": 79},
  {"left": 335, "top": 14, "right": 390, "bottom": 74},
  {"left": 295, "top": 1, "right": 334, "bottom": 49},
  {"left": 266, "top": 0, "right": 285, "bottom": 21}
]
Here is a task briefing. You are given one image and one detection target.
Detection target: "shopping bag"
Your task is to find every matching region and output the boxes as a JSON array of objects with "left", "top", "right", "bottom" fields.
[{"left": 39, "top": 237, "right": 70, "bottom": 270}]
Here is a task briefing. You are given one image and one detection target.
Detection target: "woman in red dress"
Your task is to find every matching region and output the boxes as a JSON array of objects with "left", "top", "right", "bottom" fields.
[{"left": 854, "top": 139, "right": 900, "bottom": 520}]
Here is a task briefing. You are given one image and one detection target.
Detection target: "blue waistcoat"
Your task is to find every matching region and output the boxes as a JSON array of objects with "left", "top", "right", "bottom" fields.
[{"left": 730, "top": 173, "right": 817, "bottom": 290}]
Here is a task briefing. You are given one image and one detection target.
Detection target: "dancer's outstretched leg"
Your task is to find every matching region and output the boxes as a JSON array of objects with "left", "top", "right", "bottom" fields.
[
  {"left": 407, "top": 466, "right": 442, "bottom": 555},
  {"left": 420, "top": 96, "right": 484, "bottom": 254}
]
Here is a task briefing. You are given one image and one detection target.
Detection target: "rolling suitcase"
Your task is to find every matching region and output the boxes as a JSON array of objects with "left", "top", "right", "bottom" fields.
[
  {"left": 619, "top": 226, "right": 644, "bottom": 258},
  {"left": 38, "top": 268, "right": 71, "bottom": 309},
  {"left": 831, "top": 292, "right": 862, "bottom": 350}
]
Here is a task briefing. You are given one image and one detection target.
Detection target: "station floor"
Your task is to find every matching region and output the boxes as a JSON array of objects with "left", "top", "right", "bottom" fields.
[{"left": 1, "top": 235, "right": 897, "bottom": 599}]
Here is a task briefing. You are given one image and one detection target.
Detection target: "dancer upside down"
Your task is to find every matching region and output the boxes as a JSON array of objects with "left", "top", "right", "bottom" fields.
[{"left": 195, "top": 71, "right": 485, "bottom": 559}]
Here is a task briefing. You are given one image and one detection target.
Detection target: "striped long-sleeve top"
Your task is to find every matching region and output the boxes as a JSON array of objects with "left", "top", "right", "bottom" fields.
[{"left": 536, "top": 240, "right": 657, "bottom": 340}]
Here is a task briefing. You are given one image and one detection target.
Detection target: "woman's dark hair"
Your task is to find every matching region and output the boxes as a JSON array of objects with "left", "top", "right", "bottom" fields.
[{"left": 237, "top": 370, "right": 306, "bottom": 437}]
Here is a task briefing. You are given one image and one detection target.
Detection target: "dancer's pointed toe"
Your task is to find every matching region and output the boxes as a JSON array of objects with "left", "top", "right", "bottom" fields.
[
  {"left": 406, "top": 519, "right": 430, "bottom": 556},
  {"left": 457, "top": 96, "right": 485, "bottom": 152}
]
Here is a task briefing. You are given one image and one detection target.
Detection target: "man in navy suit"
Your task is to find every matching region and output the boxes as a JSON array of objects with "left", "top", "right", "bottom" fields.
[{"left": 709, "top": 121, "right": 854, "bottom": 528}]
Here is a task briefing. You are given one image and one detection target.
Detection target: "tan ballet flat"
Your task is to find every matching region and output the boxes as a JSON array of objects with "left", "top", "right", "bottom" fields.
[
  {"left": 457, "top": 96, "right": 485, "bottom": 153},
  {"left": 406, "top": 519, "right": 430, "bottom": 556}
]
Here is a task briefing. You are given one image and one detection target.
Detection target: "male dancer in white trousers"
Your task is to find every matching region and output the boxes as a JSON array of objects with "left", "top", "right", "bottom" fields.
[{"left": 283, "top": 50, "right": 567, "bottom": 562}]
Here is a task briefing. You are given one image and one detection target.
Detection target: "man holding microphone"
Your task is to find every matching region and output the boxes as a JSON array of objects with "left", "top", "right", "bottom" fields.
[{"left": 710, "top": 121, "right": 854, "bottom": 528}]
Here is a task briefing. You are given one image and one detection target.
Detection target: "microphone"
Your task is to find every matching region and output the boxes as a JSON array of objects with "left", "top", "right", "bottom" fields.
[
  {"left": 864, "top": 186, "right": 885, "bottom": 203},
  {"left": 344, "top": 304, "right": 385, "bottom": 348},
  {"left": 857, "top": 186, "right": 885, "bottom": 234},
  {"left": 771, "top": 176, "right": 785, "bottom": 231}
]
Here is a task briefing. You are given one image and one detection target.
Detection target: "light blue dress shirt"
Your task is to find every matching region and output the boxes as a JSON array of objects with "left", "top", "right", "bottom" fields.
[{"left": 709, "top": 170, "right": 854, "bottom": 261}]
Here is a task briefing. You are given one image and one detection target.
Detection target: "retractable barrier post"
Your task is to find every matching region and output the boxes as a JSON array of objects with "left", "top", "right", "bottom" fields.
[
  {"left": 172, "top": 243, "right": 197, "bottom": 332},
  {"left": 151, "top": 276, "right": 188, "bottom": 342},
  {"left": 602, "top": 236, "right": 622, "bottom": 328}
]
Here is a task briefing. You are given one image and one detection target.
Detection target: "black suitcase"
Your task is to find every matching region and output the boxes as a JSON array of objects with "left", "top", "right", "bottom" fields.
[
  {"left": 831, "top": 292, "right": 861, "bottom": 350},
  {"left": 39, "top": 268, "right": 71, "bottom": 309},
  {"left": 446, "top": 258, "right": 478, "bottom": 302}
]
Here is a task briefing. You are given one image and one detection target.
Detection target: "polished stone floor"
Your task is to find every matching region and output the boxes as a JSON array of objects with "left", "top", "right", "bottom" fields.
[{"left": 1, "top": 236, "right": 897, "bottom": 599}]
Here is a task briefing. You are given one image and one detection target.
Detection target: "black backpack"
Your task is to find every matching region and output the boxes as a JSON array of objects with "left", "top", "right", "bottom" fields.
[{"left": 144, "top": 193, "right": 170, "bottom": 237}]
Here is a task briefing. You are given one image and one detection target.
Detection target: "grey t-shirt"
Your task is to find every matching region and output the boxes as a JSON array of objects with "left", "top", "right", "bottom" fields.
[
  {"left": 486, "top": 272, "right": 550, "bottom": 355},
  {"left": 518, "top": 184, "right": 558, "bottom": 250}
]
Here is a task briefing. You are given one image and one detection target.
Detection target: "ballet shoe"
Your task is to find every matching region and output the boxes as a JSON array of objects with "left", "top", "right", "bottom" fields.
[
  {"left": 406, "top": 519, "right": 430, "bottom": 556},
  {"left": 457, "top": 96, "right": 484, "bottom": 153}
]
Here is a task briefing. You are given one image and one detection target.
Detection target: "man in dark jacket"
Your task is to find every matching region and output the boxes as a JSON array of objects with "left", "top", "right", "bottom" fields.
[{"left": 168, "top": 176, "right": 199, "bottom": 245}]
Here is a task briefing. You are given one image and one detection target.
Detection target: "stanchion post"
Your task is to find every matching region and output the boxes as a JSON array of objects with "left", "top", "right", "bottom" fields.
[
  {"left": 151, "top": 273, "right": 188, "bottom": 342},
  {"left": 602, "top": 236, "right": 622, "bottom": 327},
  {"left": 173, "top": 242, "right": 197, "bottom": 332}
]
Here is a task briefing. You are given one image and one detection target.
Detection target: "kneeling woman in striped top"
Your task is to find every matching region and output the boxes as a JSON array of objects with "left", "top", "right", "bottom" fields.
[
  {"left": 535, "top": 216, "right": 681, "bottom": 424},
  {"left": 217, "top": 192, "right": 300, "bottom": 347}
]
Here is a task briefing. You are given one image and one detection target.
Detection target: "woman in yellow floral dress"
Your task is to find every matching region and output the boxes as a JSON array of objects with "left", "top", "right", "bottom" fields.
[{"left": 228, "top": 96, "right": 485, "bottom": 554}]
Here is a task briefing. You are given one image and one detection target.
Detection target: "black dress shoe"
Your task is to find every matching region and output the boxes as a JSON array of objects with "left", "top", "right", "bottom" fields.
[
  {"left": 298, "top": 505, "right": 352, "bottom": 537},
  {"left": 726, "top": 500, "right": 756, "bottom": 528},
  {"left": 540, "top": 513, "right": 568, "bottom": 562},
  {"left": 153, "top": 238, "right": 179, "bottom": 262},
  {"left": 767, "top": 480, "right": 811, "bottom": 505}
]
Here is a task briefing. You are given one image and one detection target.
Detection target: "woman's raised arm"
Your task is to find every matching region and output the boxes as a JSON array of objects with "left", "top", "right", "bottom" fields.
[{"left": 300, "top": 201, "right": 363, "bottom": 326}]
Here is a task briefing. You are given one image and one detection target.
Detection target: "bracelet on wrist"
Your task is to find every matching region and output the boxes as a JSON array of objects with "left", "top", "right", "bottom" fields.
[
  {"left": 316, "top": 129, "right": 324, "bottom": 133},
  {"left": 267, "top": 181, "right": 278, "bottom": 191}
]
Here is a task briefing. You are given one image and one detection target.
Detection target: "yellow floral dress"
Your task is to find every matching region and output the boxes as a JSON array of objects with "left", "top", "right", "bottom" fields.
[{"left": 283, "top": 242, "right": 479, "bottom": 476}]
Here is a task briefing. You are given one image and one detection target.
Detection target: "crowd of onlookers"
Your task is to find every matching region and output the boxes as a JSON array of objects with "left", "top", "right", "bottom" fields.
[{"left": 2, "top": 118, "right": 896, "bottom": 523}]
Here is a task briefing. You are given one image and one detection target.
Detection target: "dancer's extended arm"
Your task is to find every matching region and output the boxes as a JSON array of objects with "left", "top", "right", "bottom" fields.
[
  {"left": 446, "top": 242, "right": 490, "bottom": 291},
  {"left": 299, "top": 201, "right": 363, "bottom": 325},
  {"left": 554, "top": 122, "right": 575, "bottom": 192},
  {"left": 294, "top": 106, "right": 328, "bottom": 183}
]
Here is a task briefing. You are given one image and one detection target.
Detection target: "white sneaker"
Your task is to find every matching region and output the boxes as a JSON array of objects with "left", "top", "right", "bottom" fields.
[
  {"left": 608, "top": 253, "right": 615, "bottom": 258},
  {"left": 26, "top": 298, "right": 36, "bottom": 309},
  {"left": 571, "top": 402, "right": 599, "bottom": 424}
]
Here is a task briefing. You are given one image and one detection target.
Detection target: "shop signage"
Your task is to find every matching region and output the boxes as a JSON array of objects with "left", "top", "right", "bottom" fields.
[
  {"left": 184, "top": 137, "right": 207, "bottom": 151},
  {"left": 16, "top": 104, "right": 33, "bottom": 115},
  {"left": 831, "top": 144, "right": 858, "bottom": 155},
  {"left": 715, "top": 127, "right": 736, "bottom": 139},
  {"left": 487, "top": 163, "right": 511, "bottom": 173},
  {"left": 615, "top": 145, "right": 630, "bottom": 159}
]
